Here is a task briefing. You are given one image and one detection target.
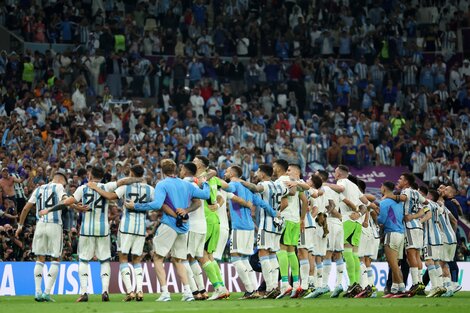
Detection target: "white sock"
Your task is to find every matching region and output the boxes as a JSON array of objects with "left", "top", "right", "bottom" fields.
[
  {"left": 316, "top": 262, "right": 323, "bottom": 289},
  {"left": 44, "top": 261, "right": 59, "bottom": 295},
  {"left": 184, "top": 261, "right": 198, "bottom": 292},
  {"left": 34, "top": 261, "right": 44, "bottom": 294},
  {"left": 418, "top": 268, "right": 423, "bottom": 283},
  {"left": 336, "top": 260, "right": 344, "bottom": 287},
  {"left": 299, "top": 259, "right": 310, "bottom": 290},
  {"left": 435, "top": 265, "right": 443, "bottom": 287},
  {"left": 120, "top": 263, "right": 133, "bottom": 293},
  {"left": 242, "top": 257, "right": 258, "bottom": 291},
  {"left": 260, "top": 256, "right": 273, "bottom": 290},
  {"left": 391, "top": 283, "right": 399, "bottom": 293},
  {"left": 444, "top": 276, "right": 451, "bottom": 289},
  {"left": 428, "top": 265, "right": 438, "bottom": 288},
  {"left": 79, "top": 261, "right": 89, "bottom": 294},
  {"left": 101, "top": 262, "right": 111, "bottom": 293},
  {"left": 323, "top": 259, "right": 332, "bottom": 289},
  {"left": 410, "top": 267, "right": 419, "bottom": 285},
  {"left": 190, "top": 261, "right": 205, "bottom": 291},
  {"left": 161, "top": 285, "right": 169, "bottom": 294},
  {"left": 367, "top": 267, "right": 374, "bottom": 287},
  {"left": 360, "top": 262, "right": 368, "bottom": 288},
  {"left": 233, "top": 257, "right": 253, "bottom": 292},
  {"left": 308, "top": 275, "right": 315, "bottom": 287},
  {"left": 183, "top": 285, "right": 191, "bottom": 294},
  {"left": 399, "top": 283, "right": 405, "bottom": 292},
  {"left": 134, "top": 263, "right": 143, "bottom": 293},
  {"left": 269, "top": 255, "right": 279, "bottom": 289}
]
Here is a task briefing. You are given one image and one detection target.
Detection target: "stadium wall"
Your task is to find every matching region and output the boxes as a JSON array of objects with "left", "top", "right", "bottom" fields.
[{"left": 0, "top": 262, "right": 467, "bottom": 296}]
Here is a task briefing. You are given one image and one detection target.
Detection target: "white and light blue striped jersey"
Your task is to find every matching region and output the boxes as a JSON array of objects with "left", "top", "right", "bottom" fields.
[
  {"left": 258, "top": 180, "right": 289, "bottom": 234},
  {"left": 28, "top": 183, "right": 66, "bottom": 224},
  {"left": 423, "top": 201, "right": 443, "bottom": 246},
  {"left": 402, "top": 187, "right": 426, "bottom": 229},
  {"left": 304, "top": 189, "right": 317, "bottom": 229},
  {"left": 115, "top": 183, "right": 154, "bottom": 236},
  {"left": 73, "top": 182, "right": 117, "bottom": 236},
  {"left": 438, "top": 206, "right": 457, "bottom": 244}
]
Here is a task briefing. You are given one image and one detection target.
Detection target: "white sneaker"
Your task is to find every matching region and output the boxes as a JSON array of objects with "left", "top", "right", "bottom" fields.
[
  {"left": 156, "top": 292, "right": 171, "bottom": 302},
  {"left": 426, "top": 287, "right": 441, "bottom": 298},
  {"left": 208, "top": 287, "right": 229, "bottom": 300},
  {"left": 453, "top": 284, "right": 462, "bottom": 293},
  {"left": 181, "top": 293, "right": 195, "bottom": 302},
  {"left": 276, "top": 284, "right": 293, "bottom": 299}
]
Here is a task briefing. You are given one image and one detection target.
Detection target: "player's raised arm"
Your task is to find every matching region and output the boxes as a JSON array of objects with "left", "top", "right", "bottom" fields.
[
  {"left": 130, "top": 184, "right": 164, "bottom": 211},
  {"left": 116, "top": 176, "right": 143, "bottom": 187},
  {"left": 87, "top": 182, "right": 118, "bottom": 200},
  {"left": 240, "top": 179, "right": 265, "bottom": 193}
]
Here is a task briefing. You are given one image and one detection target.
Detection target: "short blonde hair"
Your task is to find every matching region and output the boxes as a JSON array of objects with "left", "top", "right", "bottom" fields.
[{"left": 160, "top": 159, "right": 177, "bottom": 175}]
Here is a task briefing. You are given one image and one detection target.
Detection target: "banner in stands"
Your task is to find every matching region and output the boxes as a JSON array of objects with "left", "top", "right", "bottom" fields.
[{"left": 0, "top": 262, "right": 467, "bottom": 296}]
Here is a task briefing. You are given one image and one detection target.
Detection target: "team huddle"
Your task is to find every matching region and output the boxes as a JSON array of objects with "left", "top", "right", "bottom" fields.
[{"left": 14, "top": 158, "right": 462, "bottom": 302}]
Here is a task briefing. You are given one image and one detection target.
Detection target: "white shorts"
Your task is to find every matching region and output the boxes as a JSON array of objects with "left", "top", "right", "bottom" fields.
[
  {"left": 187, "top": 231, "right": 205, "bottom": 258},
  {"left": 358, "top": 232, "right": 373, "bottom": 258},
  {"left": 78, "top": 235, "right": 111, "bottom": 261},
  {"left": 384, "top": 232, "right": 405, "bottom": 259},
  {"left": 32, "top": 222, "right": 63, "bottom": 259},
  {"left": 327, "top": 221, "right": 344, "bottom": 252},
  {"left": 312, "top": 227, "right": 327, "bottom": 256},
  {"left": 230, "top": 229, "right": 254, "bottom": 255},
  {"left": 214, "top": 227, "right": 229, "bottom": 260},
  {"left": 153, "top": 223, "right": 188, "bottom": 260},
  {"left": 405, "top": 228, "right": 424, "bottom": 250},
  {"left": 298, "top": 227, "right": 315, "bottom": 251},
  {"left": 257, "top": 229, "right": 281, "bottom": 252},
  {"left": 441, "top": 243, "right": 456, "bottom": 262},
  {"left": 423, "top": 244, "right": 441, "bottom": 261},
  {"left": 117, "top": 232, "right": 145, "bottom": 256}
]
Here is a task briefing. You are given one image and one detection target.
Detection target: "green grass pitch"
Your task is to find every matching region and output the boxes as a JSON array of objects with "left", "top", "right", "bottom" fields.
[{"left": 1, "top": 292, "right": 470, "bottom": 313}]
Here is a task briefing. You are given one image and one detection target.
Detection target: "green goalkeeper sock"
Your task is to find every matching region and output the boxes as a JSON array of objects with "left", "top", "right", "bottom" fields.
[
  {"left": 287, "top": 251, "right": 299, "bottom": 283},
  {"left": 353, "top": 253, "right": 361, "bottom": 284},
  {"left": 276, "top": 250, "right": 289, "bottom": 282},
  {"left": 203, "top": 261, "right": 221, "bottom": 289},
  {"left": 212, "top": 261, "right": 224, "bottom": 287},
  {"left": 343, "top": 248, "right": 356, "bottom": 285}
]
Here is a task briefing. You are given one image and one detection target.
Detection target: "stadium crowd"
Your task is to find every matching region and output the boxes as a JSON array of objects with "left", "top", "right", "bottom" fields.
[{"left": 0, "top": 0, "right": 470, "bottom": 268}]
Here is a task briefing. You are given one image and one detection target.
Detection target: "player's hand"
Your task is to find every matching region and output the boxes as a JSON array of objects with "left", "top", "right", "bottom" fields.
[
  {"left": 176, "top": 208, "right": 188, "bottom": 216},
  {"left": 15, "top": 226, "right": 23, "bottom": 238},
  {"left": 404, "top": 214, "right": 412, "bottom": 222},
  {"left": 125, "top": 199, "right": 135, "bottom": 210},
  {"left": 350, "top": 212, "right": 361, "bottom": 220},
  {"left": 39, "top": 209, "right": 49, "bottom": 216},
  {"left": 87, "top": 182, "right": 98, "bottom": 190},
  {"left": 197, "top": 176, "right": 207, "bottom": 187},
  {"left": 74, "top": 203, "right": 90, "bottom": 212}
]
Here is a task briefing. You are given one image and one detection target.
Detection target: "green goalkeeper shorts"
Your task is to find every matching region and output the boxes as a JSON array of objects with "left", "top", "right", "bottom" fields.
[
  {"left": 205, "top": 222, "right": 220, "bottom": 253},
  {"left": 343, "top": 220, "right": 362, "bottom": 247},
  {"left": 280, "top": 220, "right": 300, "bottom": 246}
]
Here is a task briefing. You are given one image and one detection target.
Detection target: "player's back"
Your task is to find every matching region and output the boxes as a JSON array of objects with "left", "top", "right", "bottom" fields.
[
  {"left": 74, "top": 182, "right": 117, "bottom": 236},
  {"left": 227, "top": 181, "right": 255, "bottom": 231},
  {"left": 116, "top": 182, "right": 154, "bottom": 236},
  {"left": 32, "top": 182, "right": 66, "bottom": 224},
  {"left": 259, "top": 180, "right": 289, "bottom": 233}
]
